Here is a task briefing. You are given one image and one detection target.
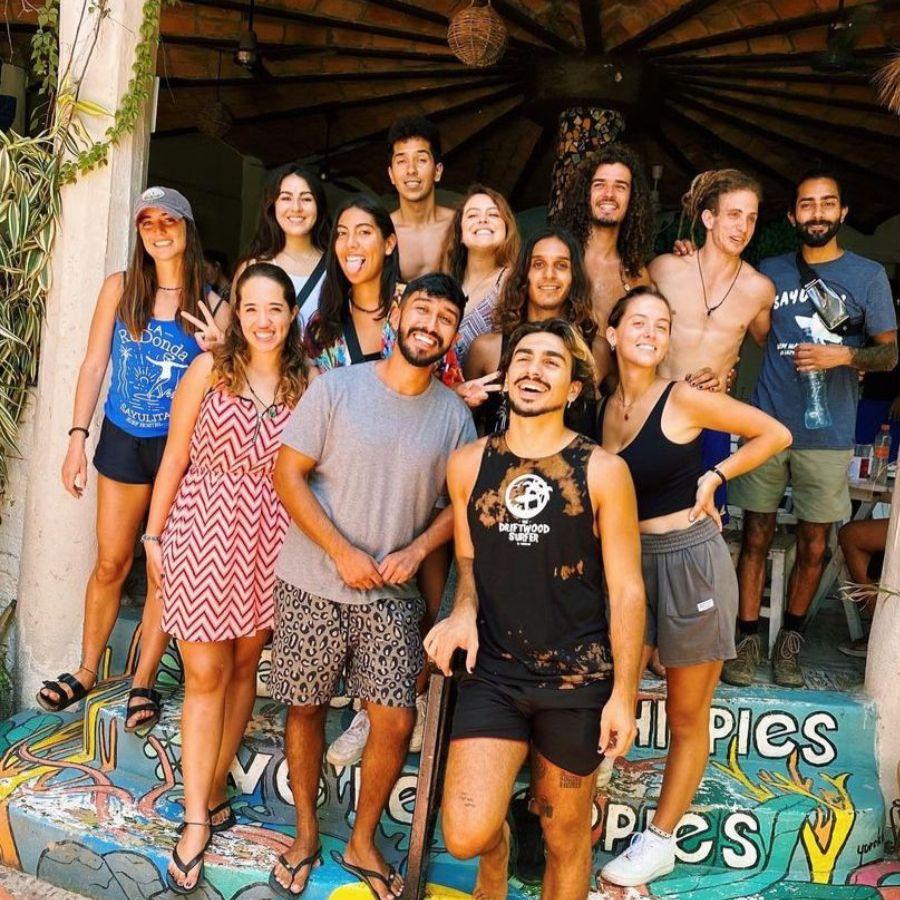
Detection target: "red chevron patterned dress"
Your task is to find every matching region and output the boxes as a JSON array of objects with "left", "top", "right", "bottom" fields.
[{"left": 161, "top": 386, "right": 291, "bottom": 642}]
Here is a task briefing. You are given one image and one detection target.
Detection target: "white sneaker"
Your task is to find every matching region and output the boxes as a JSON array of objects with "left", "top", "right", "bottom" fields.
[
  {"left": 326, "top": 709, "right": 369, "bottom": 767},
  {"left": 408, "top": 693, "right": 428, "bottom": 753},
  {"left": 600, "top": 829, "right": 675, "bottom": 887}
]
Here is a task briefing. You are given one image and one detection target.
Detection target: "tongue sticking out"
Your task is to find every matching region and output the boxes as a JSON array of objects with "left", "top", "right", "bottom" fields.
[{"left": 345, "top": 257, "right": 365, "bottom": 276}]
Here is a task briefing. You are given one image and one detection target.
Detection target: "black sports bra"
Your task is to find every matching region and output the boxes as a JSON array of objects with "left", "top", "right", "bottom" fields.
[{"left": 598, "top": 382, "right": 704, "bottom": 521}]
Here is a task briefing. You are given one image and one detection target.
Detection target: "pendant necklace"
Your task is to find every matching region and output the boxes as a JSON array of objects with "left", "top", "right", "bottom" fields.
[
  {"left": 615, "top": 382, "right": 655, "bottom": 421},
  {"left": 245, "top": 378, "right": 279, "bottom": 419},
  {"left": 698, "top": 254, "right": 742, "bottom": 316}
]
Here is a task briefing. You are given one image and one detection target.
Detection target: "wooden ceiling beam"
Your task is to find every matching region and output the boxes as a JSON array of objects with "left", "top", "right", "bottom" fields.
[
  {"left": 160, "top": 32, "right": 459, "bottom": 64},
  {"left": 660, "top": 47, "right": 889, "bottom": 68},
  {"left": 489, "top": 0, "right": 575, "bottom": 52},
  {"left": 443, "top": 97, "right": 527, "bottom": 161},
  {"left": 156, "top": 76, "right": 517, "bottom": 136},
  {"left": 511, "top": 126, "right": 556, "bottom": 207},
  {"left": 644, "top": 121, "right": 697, "bottom": 179},
  {"left": 578, "top": 0, "right": 602, "bottom": 54},
  {"left": 362, "top": 0, "right": 449, "bottom": 27},
  {"left": 177, "top": 0, "right": 448, "bottom": 47},
  {"left": 674, "top": 76, "right": 887, "bottom": 115},
  {"left": 645, "top": 1, "right": 900, "bottom": 58},
  {"left": 664, "top": 66, "right": 872, "bottom": 85},
  {"left": 165, "top": 67, "right": 498, "bottom": 89},
  {"left": 678, "top": 83, "right": 900, "bottom": 147},
  {"left": 674, "top": 92, "right": 900, "bottom": 187},
  {"left": 613, "top": 0, "right": 721, "bottom": 53}
]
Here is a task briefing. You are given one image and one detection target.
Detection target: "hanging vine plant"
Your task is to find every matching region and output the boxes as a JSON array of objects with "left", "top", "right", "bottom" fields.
[{"left": 0, "top": 0, "right": 169, "bottom": 499}]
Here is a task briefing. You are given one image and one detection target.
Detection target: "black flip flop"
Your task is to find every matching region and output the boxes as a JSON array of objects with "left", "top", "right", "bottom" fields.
[
  {"left": 208, "top": 798, "right": 237, "bottom": 834},
  {"left": 330, "top": 849, "right": 404, "bottom": 899},
  {"left": 166, "top": 820, "right": 211, "bottom": 895},
  {"left": 36, "top": 673, "right": 91, "bottom": 713},
  {"left": 124, "top": 687, "right": 162, "bottom": 733},
  {"left": 268, "top": 846, "right": 322, "bottom": 897}
]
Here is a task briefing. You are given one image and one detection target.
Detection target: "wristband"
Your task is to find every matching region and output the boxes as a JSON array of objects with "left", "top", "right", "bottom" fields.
[
  {"left": 68, "top": 426, "right": 89, "bottom": 438},
  {"left": 140, "top": 534, "right": 160, "bottom": 544},
  {"left": 711, "top": 466, "right": 727, "bottom": 487}
]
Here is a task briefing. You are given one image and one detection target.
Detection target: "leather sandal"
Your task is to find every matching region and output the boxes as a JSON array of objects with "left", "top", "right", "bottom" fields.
[
  {"left": 208, "top": 798, "right": 237, "bottom": 834},
  {"left": 36, "top": 669, "right": 95, "bottom": 713},
  {"left": 166, "top": 820, "right": 211, "bottom": 895},
  {"left": 124, "top": 686, "right": 162, "bottom": 733}
]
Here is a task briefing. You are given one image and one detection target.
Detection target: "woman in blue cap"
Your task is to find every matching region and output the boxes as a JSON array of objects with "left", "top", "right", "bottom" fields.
[{"left": 37, "top": 187, "right": 229, "bottom": 735}]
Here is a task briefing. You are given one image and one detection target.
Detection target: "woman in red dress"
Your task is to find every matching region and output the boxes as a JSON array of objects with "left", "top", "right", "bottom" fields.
[{"left": 143, "top": 263, "right": 312, "bottom": 893}]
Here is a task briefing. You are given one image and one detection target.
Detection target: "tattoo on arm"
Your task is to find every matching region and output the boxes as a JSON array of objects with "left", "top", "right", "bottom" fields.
[{"left": 850, "top": 340, "right": 898, "bottom": 372}]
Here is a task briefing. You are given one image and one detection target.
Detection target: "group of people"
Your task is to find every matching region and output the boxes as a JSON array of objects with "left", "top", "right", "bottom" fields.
[{"left": 39, "top": 113, "right": 897, "bottom": 898}]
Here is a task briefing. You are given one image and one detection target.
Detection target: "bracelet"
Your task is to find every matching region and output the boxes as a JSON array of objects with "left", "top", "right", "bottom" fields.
[
  {"left": 711, "top": 466, "right": 727, "bottom": 487},
  {"left": 68, "top": 426, "right": 89, "bottom": 438},
  {"left": 140, "top": 533, "right": 160, "bottom": 544}
]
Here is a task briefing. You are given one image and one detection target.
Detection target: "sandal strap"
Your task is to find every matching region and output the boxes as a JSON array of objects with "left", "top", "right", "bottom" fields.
[
  {"left": 208, "top": 799, "right": 232, "bottom": 817},
  {"left": 171, "top": 843, "right": 205, "bottom": 877},
  {"left": 125, "top": 702, "right": 159, "bottom": 717},
  {"left": 277, "top": 847, "right": 322, "bottom": 878},
  {"left": 128, "top": 687, "right": 161, "bottom": 703},
  {"left": 330, "top": 850, "right": 399, "bottom": 890},
  {"left": 58, "top": 672, "right": 88, "bottom": 696},
  {"left": 176, "top": 820, "right": 211, "bottom": 834}
]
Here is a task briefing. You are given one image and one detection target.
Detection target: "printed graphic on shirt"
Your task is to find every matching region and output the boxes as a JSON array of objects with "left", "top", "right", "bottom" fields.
[
  {"left": 115, "top": 322, "right": 191, "bottom": 431},
  {"left": 771, "top": 287, "right": 851, "bottom": 361}
]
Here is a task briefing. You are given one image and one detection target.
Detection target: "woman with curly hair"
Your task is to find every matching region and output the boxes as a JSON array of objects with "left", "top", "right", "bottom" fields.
[
  {"left": 143, "top": 263, "right": 312, "bottom": 893},
  {"left": 554, "top": 143, "right": 654, "bottom": 382},
  {"left": 463, "top": 226, "right": 600, "bottom": 435},
  {"left": 440, "top": 184, "right": 520, "bottom": 361},
  {"left": 234, "top": 163, "right": 331, "bottom": 328}
]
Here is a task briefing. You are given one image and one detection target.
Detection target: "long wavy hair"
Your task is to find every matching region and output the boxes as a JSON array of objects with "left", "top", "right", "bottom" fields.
[
  {"left": 495, "top": 226, "right": 597, "bottom": 344},
  {"left": 553, "top": 143, "right": 654, "bottom": 280},
  {"left": 240, "top": 162, "right": 331, "bottom": 265},
  {"left": 441, "top": 183, "right": 520, "bottom": 283},
  {"left": 306, "top": 194, "right": 400, "bottom": 350},
  {"left": 119, "top": 215, "right": 205, "bottom": 339},
  {"left": 213, "top": 262, "right": 309, "bottom": 408}
]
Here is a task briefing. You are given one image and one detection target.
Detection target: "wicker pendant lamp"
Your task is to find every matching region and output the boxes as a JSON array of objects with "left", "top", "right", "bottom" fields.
[
  {"left": 198, "top": 51, "right": 234, "bottom": 140},
  {"left": 448, "top": 1, "right": 508, "bottom": 68}
]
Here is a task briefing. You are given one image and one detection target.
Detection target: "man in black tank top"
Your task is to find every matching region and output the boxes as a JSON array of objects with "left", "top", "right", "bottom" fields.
[{"left": 425, "top": 320, "right": 646, "bottom": 899}]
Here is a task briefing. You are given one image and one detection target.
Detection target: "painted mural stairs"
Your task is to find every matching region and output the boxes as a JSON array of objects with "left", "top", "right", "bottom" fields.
[{"left": 0, "top": 609, "right": 894, "bottom": 899}]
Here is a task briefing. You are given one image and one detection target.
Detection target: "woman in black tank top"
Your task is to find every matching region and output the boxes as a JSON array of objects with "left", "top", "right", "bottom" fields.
[
  {"left": 599, "top": 287, "right": 791, "bottom": 889},
  {"left": 462, "top": 226, "right": 599, "bottom": 436}
]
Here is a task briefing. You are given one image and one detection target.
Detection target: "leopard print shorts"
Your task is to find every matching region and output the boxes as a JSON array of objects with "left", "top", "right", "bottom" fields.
[{"left": 270, "top": 579, "right": 425, "bottom": 708}]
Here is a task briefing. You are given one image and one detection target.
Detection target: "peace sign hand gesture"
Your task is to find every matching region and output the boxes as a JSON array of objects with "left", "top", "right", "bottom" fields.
[
  {"left": 181, "top": 299, "right": 225, "bottom": 351},
  {"left": 455, "top": 371, "right": 502, "bottom": 409}
]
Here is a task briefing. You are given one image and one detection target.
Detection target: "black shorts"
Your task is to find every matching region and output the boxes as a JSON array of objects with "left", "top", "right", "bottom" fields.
[
  {"left": 449, "top": 674, "right": 612, "bottom": 776},
  {"left": 93, "top": 417, "right": 166, "bottom": 485}
]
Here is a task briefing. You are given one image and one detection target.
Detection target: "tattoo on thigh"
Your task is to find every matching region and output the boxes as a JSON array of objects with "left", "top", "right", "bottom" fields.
[
  {"left": 559, "top": 772, "right": 582, "bottom": 789},
  {"left": 528, "top": 796, "right": 553, "bottom": 819},
  {"left": 457, "top": 791, "right": 477, "bottom": 809}
]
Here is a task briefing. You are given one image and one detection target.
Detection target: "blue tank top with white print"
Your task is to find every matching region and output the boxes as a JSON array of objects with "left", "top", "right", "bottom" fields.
[{"left": 104, "top": 317, "right": 201, "bottom": 438}]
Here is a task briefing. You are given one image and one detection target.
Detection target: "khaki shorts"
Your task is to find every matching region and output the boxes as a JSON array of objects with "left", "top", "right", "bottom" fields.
[{"left": 729, "top": 448, "right": 852, "bottom": 524}]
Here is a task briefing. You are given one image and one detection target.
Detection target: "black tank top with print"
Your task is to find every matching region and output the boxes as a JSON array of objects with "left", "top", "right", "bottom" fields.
[{"left": 467, "top": 433, "right": 612, "bottom": 698}]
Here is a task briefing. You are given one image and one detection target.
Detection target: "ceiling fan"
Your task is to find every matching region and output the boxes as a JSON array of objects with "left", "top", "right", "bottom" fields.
[
  {"left": 233, "top": 0, "right": 276, "bottom": 81},
  {"left": 810, "top": 0, "right": 877, "bottom": 73}
]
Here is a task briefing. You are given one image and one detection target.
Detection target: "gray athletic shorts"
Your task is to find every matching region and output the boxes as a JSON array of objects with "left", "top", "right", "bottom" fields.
[
  {"left": 640, "top": 518, "right": 738, "bottom": 668},
  {"left": 269, "top": 580, "right": 425, "bottom": 708}
]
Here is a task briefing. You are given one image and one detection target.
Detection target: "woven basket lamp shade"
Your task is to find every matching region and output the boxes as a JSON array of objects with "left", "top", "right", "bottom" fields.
[
  {"left": 198, "top": 100, "right": 234, "bottom": 139},
  {"left": 448, "top": 1, "right": 508, "bottom": 68}
]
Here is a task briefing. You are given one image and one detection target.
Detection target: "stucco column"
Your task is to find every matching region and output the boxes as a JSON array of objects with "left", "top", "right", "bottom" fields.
[
  {"left": 864, "top": 498, "right": 900, "bottom": 819},
  {"left": 15, "top": 1, "right": 155, "bottom": 705}
]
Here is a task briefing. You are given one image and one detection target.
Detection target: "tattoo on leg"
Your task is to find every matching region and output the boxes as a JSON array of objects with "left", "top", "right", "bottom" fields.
[
  {"left": 528, "top": 796, "right": 553, "bottom": 819},
  {"left": 559, "top": 772, "right": 582, "bottom": 789},
  {"left": 458, "top": 791, "right": 477, "bottom": 809}
]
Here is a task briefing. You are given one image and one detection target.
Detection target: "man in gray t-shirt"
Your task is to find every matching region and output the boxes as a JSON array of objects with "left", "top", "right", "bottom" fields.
[{"left": 269, "top": 274, "right": 476, "bottom": 897}]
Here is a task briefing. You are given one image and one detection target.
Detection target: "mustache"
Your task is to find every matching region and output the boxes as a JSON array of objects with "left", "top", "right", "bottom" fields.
[
  {"left": 514, "top": 375, "right": 551, "bottom": 390},
  {"left": 408, "top": 328, "right": 441, "bottom": 343}
]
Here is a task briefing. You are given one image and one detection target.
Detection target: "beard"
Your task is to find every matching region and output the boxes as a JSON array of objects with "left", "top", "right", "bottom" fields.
[
  {"left": 591, "top": 213, "right": 620, "bottom": 228},
  {"left": 507, "top": 394, "right": 564, "bottom": 418},
  {"left": 397, "top": 327, "right": 448, "bottom": 368},
  {"left": 795, "top": 218, "right": 842, "bottom": 248}
]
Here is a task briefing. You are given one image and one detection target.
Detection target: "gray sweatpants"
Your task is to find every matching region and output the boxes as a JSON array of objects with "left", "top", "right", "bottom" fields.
[{"left": 640, "top": 517, "right": 738, "bottom": 668}]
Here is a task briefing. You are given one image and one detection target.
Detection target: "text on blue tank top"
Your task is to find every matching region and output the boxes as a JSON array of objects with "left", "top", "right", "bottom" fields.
[{"left": 104, "top": 317, "right": 201, "bottom": 437}]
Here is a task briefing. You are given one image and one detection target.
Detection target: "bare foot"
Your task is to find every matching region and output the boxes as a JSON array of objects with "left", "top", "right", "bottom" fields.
[
  {"left": 273, "top": 834, "right": 321, "bottom": 895},
  {"left": 473, "top": 821, "right": 510, "bottom": 900},
  {"left": 342, "top": 839, "right": 404, "bottom": 900},
  {"left": 168, "top": 822, "right": 210, "bottom": 891}
]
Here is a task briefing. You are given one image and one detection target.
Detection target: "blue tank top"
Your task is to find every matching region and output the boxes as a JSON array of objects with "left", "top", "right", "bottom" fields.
[{"left": 104, "top": 317, "right": 201, "bottom": 438}]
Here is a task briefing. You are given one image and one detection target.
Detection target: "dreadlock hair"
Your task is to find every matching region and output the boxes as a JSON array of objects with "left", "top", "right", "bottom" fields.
[
  {"left": 553, "top": 143, "right": 654, "bottom": 280},
  {"left": 240, "top": 162, "right": 331, "bottom": 267},
  {"left": 213, "top": 262, "right": 309, "bottom": 409},
  {"left": 120, "top": 213, "right": 205, "bottom": 340},
  {"left": 680, "top": 169, "right": 762, "bottom": 239},
  {"left": 495, "top": 225, "right": 597, "bottom": 344},
  {"left": 499, "top": 318, "right": 597, "bottom": 393},
  {"left": 306, "top": 194, "right": 400, "bottom": 350},
  {"left": 441, "top": 184, "right": 521, "bottom": 284}
]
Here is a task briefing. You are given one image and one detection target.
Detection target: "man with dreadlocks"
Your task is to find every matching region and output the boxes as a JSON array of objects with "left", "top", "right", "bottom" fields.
[{"left": 555, "top": 144, "right": 654, "bottom": 384}]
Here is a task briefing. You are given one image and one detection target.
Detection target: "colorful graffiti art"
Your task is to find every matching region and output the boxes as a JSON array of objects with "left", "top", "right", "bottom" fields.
[{"left": 0, "top": 614, "right": 892, "bottom": 899}]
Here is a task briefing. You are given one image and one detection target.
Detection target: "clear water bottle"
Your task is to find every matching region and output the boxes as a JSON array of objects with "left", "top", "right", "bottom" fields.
[
  {"left": 799, "top": 327, "right": 832, "bottom": 430},
  {"left": 873, "top": 424, "right": 892, "bottom": 485}
]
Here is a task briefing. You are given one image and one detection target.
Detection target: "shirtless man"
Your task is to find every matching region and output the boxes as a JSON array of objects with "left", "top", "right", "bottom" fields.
[
  {"left": 388, "top": 116, "right": 455, "bottom": 282},
  {"left": 556, "top": 143, "right": 654, "bottom": 383},
  {"left": 652, "top": 169, "right": 773, "bottom": 389}
]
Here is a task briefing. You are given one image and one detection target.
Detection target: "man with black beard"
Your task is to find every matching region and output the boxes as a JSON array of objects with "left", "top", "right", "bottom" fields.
[
  {"left": 270, "top": 274, "right": 475, "bottom": 898},
  {"left": 725, "top": 169, "right": 897, "bottom": 688}
]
